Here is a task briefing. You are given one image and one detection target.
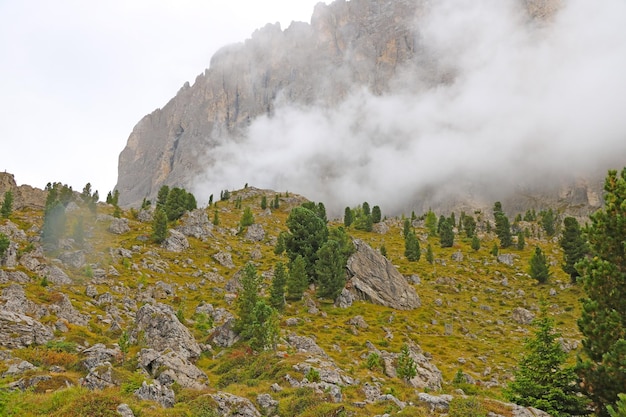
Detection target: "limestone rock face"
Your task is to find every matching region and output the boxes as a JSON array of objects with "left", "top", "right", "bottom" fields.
[
  {"left": 132, "top": 303, "right": 202, "bottom": 360},
  {"left": 346, "top": 239, "right": 420, "bottom": 310},
  {"left": 0, "top": 173, "right": 47, "bottom": 210},
  {"left": 116, "top": 0, "right": 423, "bottom": 207}
]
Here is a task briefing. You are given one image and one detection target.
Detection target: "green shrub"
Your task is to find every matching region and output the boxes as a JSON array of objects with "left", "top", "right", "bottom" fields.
[{"left": 449, "top": 397, "right": 486, "bottom": 417}]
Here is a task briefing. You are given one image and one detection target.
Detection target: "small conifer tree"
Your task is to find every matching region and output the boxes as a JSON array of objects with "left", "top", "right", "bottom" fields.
[
  {"left": 344, "top": 206, "right": 353, "bottom": 227},
  {"left": 152, "top": 208, "right": 168, "bottom": 244},
  {"left": 269, "top": 262, "right": 287, "bottom": 311},
  {"left": 286, "top": 255, "right": 308, "bottom": 300},
  {"left": 529, "top": 246, "right": 551, "bottom": 284},
  {"left": 404, "top": 231, "right": 421, "bottom": 261},
  {"left": 1, "top": 191, "right": 13, "bottom": 219},
  {"left": 426, "top": 243, "right": 434, "bottom": 264}
]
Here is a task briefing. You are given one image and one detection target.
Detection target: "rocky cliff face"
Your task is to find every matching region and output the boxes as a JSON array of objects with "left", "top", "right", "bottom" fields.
[
  {"left": 116, "top": 0, "right": 598, "bottom": 215},
  {"left": 0, "top": 173, "right": 46, "bottom": 210},
  {"left": 117, "top": 0, "right": 423, "bottom": 206}
]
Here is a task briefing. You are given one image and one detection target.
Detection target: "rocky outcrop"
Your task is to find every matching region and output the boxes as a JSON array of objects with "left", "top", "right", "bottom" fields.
[
  {"left": 162, "top": 229, "right": 190, "bottom": 252},
  {"left": 0, "top": 173, "right": 47, "bottom": 210},
  {"left": 210, "top": 392, "right": 261, "bottom": 417},
  {"left": 512, "top": 307, "right": 535, "bottom": 325},
  {"left": 345, "top": 240, "right": 420, "bottom": 310},
  {"left": 0, "top": 310, "right": 53, "bottom": 348},
  {"left": 138, "top": 348, "right": 209, "bottom": 389},
  {"left": 176, "top": 209, "right": 213, "bottom": 240},
  {"left": 135, "top": 380, "right": 175, "bottom": 408},
  {"left": 132, "top": 303, "right": 202, "bottom": 360},
  {"left": 108, "top": 218, "right": 130, "bottom": 235}
]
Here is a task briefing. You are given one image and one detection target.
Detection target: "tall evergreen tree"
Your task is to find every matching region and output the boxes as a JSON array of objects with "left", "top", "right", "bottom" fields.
[
  {"left": 274, "top": 232, "right": 286, "bottom": 255},
  {"left": 517, "top": 231, "right": 526, "bottom": 250},
  {"left": 315, "top": 240, "right": 346, "bottom": 300},
  {"left": 362, "top": 202, "right": 370, "bottom": 217},
  {"left": 426, "top": 243, "right": 434, "bottom": 264},
  {"left": 505, "top": 313, "right": 589, "bottom": 417},
  {"left": 235, "top": 263, "right": 260, "bottom": 336},
  {"left": 529, "top": 246, "right": 551, "bottom": 284},
  {"left": 371, "top": 205, "right": 382, "bottom": 224},
  {"left": 156, "top": 185, "right": 169, "bottom": 209},
  {"left": 494, "top": 201, "right": 513, "bottom": 248},
  {"left": 541, "top": 208, "right": 557, "bottom": 237},
  {"left": 577, "top": 168, "right": 626, "bottom": 417},
  {"left": 151, "top": 208, "right": 168, "bottom": 244},
  {"left": 248, "top": 300, "right": 279, "bottom": 351},
  {"left": 471, "top": 234, "right": 481, "bottom": 251},
  {"left": 439, "top": 219, "right": 454, "bottom": 248},
  {"left": 404, "top": 231, "right": 421, "bottom": 261},
  {"left": 425, "top": 210, "right": 438, "bottom": 236},
  {"left": 269, "top": 262, "right": 287, "bottom": 310},
  {"left": 285, "top": 206, "right": 328, "bottom": 280},
  {"left": 463, "top": 215, "right": 476, "bottom": 238},
  {"left": 402, "top": 218, "right": 411, "bottom": 238},
  {"left": 286, "top": 255, "right": 308, "bottom": 300},
  {"left": 559, "top": 217, "right": 587, "bottom": 283},
  {"left": 344, "top": 207, "right": 354, "bottom": 227},
  {"left": 1, "top": 191, "right": 13, "bottom": 219},
  {"left": 260, "top": 196, "right": 267, "bottom": 210}
]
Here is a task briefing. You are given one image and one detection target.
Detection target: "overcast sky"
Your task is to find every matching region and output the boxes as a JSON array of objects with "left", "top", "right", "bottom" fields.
[{"left": 0, "top": 0, "right": 323, "bottom": 196}]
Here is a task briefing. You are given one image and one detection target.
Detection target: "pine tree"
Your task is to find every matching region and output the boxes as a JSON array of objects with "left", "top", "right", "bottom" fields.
[
  {"left": 439, "top": 218, "right": 454, "bottom": 248},
  {"left": 285, "top": 206, "right": 328, "bottom": 279},
  {"left": 540, "top": 208, "right": 557, "bottom": 237},
  {"left": 559, "top": 217, "right": 587, "bottom": 283},
  {"left": 273, "top": 194, "right": 280, "bottom": 209},
  {"left": 156, "top": 185, "right": 169, "bottom": 209},
  {"left": 396, "top": 344, "right": 417, "bottom": 381},
  {"left": 248, "top": 300, "right": 279, "bottom": 351},
  {"left": 286, "top": 255, "right": 308, "bottom": 300},
  {"left": 239, "top": 206, "right": 254, "bottom": 230},
  {"left": 235, "top": 262, "right": 260, "bottom": 336},
  {"left": 426, "top": 243, "right": 434, "bottom": 264},
  {"left": 372, "top": 205, "right": 382, "bottom": 224},
  {"left": 463, "top": 215, "right": 476, "bottom": 238},
  {"left": 402, "top": 218, "right": 411, "bottom": 238},
  {"left": 151, "top": 208, "right": 168, "bottom": 244},
  {"left": 269, "top": 262, "right": 287, "bottom": 310},
  {"left": 0, "top": 233, "right": 9, "bottom": 259},
  {"left": 212, "top": 209, "right": 219, "bottom": 226},
  {"left": 274, "top": 232, "right": 286, "bottom": 255},
  {"left": 517, "top": 231, "right": 526, "bottom": 250},
  {"left": 577, "top": 168, "right": 626, "bottom": 417},
  {"left": 425, "top": 210, "right": 438, "bottom": 236},
  {"left": 529, "top": 246, "right": 551, "bottom": 284},
  {"left": 608, "top": 394, "right": 626, "bottom": 417},
  {"left": 72, "top": 216, "right": 85, "bottom": 248},
  {"left": 362, "top": 202, "right": 370, "bottom": 217},
  {"left": 404, "top": 231, "right": 421, "bottom": 261},
  {"left": 1, "top": 191, "right": 13, "bottom": 219},
  {"left": 494, "top": 201, "right": 513, "bottom": 248},
  {"left": 505, "top": 313, "right": 589, "bottom": 417},
  {"left": 471, "top": 234, "right": 481, "bottom": 251},
  {"left": 315, "top": 240, "right": 346, "bottom": 300},
  {"left": 260, "top": 195, "right": 267, "bottom": 210}
]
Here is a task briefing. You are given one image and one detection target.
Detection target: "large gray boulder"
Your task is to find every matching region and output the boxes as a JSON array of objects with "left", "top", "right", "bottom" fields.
[
  {"left": 345, "top": 239, "right": 420, "bottom": 310},
  {"left": 0, "top": 310, "right": 53, "bottom": 348},
  {"left": 138, "top": 348, "right": 209, "bottom": 390},
  {"left": 108, "top": 218, "right": 130, "bottom": 235},
  {"left": 210, "top": 392, "right": 261, "bottom": 417},
  {"left": 135, "top": 380, "right": 175, "bottom": 408},
  {"left": 162, "top": 229, "right": 190, "bottom": 252},
  {"left": 176, "top": 209, "right": 213, "bottom": 240},
  {"left": 132, "top": 303, "right": 201, "bottom": 360}
]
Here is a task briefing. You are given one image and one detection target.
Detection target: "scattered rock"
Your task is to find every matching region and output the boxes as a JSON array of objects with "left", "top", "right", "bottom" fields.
[
  {"left": 176, "top": 209, "right": 213, "bottom": 240},
  {"left": 512, "top": 307, "right": 535, "bottom": 325},
  {"left": 334, "top": 287, "right": 355, "bottom": 308},
  {"left": 346, "top": 240, "right": 421, "bottom": 310},
  {"left": 132, "top": 303, "right": 202, "bottom": 360},
  {"left": 213, "top": 251, "right": 234, "bottom": 268},
  {"left": 497, "top": 254, "right": 516, "bottom": 266},
  {"left": 256, "top": 393, "right": 278, "bottom": 414},
  {"left": 209, "top": 318, "right": 240, "bottom": 348},
  {"left": 210, "top": 392, "right": 261, "bottom": 417},
  {"left": 406, "top": 274, "right": 421, "bottom": 285},
  {"left": 116, "top": 403, "right": 135, "bottom": 417},
  {"left": 48, "top": 292, "right": 89, "bottom": 325},
  {"left": 82, "top": 362, "right": 119, "bottom": 390},
  {"left": 287, "top": 333, "right": 328, "bottom": 358},
  {"left": 0, "top": 310, "right": 53, "bottom": 348},
  {"left": 451, "top": 251, "right": 463, "bottom": 262},
  {"left": 135, "top": 379, "right": 175, "bottom": 408},
  {"left": 244, "top": 224, "right": 265, "bottom": 242},
  {"left": 108, "top": 218, "right": 130, "bottom": 235},
  {"left": 418, "top": 393, "right": 453, "bottom": 412},
  {"left": 137, "top": 209, "right": 153, "bottom": 223},
  {"left": 138, "top": 348, "right": 209, "bottom": 389},
  {"left": 81, "top": 343, "right": 122, "bottom": 371},
  {"left": 347, "top": 315, "right": 369, "bottom": 329},
  {"left": 162, "top": 229, "right": 189, "bottom": 252},
  {"left": 38, "top": 264, "right": 72, "bottom": 285},
  {"left": 59, "top": 251, "right": 86, "bottom": 269}
]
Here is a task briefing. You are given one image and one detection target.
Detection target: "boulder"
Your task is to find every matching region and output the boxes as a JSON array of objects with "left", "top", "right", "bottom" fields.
[
  {"left": 0, "top": 270, "right": 30, "bottom": 284},
  {"left": 48, "top": 292, "right": 89, "bottom": 325},
  {"left": 59, "top": 251, "right": 86, "bottom": 269},
  {"left": 334, "top": 288, "right": 355, "bottom": 308},
  {"left": 132, "top": 303, "right": 201, "bottom": 360},
  {"left": 418, "top": 393, "right": 453, "bottom": 412},
  {"left": 81, "top": 343, "right": 122, "bottom": 371},
  {"left": 210, "top": 392, "right": 261, "bottom": 417},
  {"left": 38, "top": 264, "right": 72, "bottom": 285},
  {"left": 346, "top": 240, "right": 420, "bottom": 310},
  {"left": 116, "top": 404, "right": 135, "bottom": 417},
  {"left": 213, "top": 251, "right": 234, "bottom": 268},
  {"left": 209, "top": 318, "right": 240, "bottom": 348},
  {"left": 176, "top": 209, "right": 213, "bottom": 240},
  {"left": 256, "top": 393, "right": 278, "bottom": 414},
  {"left": 1, "top": 283, "right": 47, "bottom": 318},
  {"left": 0, "top": 310, "right": 53, "bottom": 348},
  {"left": 512, "top": 307, "right": 535, "bottom": 325},
  {"left": 244, "top": 224, "right": 265, "bottom": 242},
  {"left": 1, "top": 241, "right": 18, "bottom": 267},
  {"left": 108, "top": 218, "right": 130, "bottom": 235},
  {"left": 162, "top": 229, "right": 189, "bottom": 252},
  {"left": 138, "top": 348, "right": 209, "bottom": 389},
  {"left": 135, "top": 380, "right": 175, "bottom": 408},
  {"left": 82, "top": 362, "right": 119, "bottom": 390},
  {"left": 137, "top": 209, "right": 153, "bottom": 223},
  {"left": 286, "top": 333, "right": 328, "bottom": 358}
]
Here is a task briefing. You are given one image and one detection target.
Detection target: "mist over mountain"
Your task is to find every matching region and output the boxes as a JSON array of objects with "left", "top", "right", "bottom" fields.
[{"left": 116, "top": 0, "right": 626, "bottom": 215}]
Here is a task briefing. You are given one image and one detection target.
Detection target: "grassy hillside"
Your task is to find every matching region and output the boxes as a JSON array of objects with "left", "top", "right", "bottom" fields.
[{"left": 0, "top": 187, "right": 585, "bottom": 416}]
